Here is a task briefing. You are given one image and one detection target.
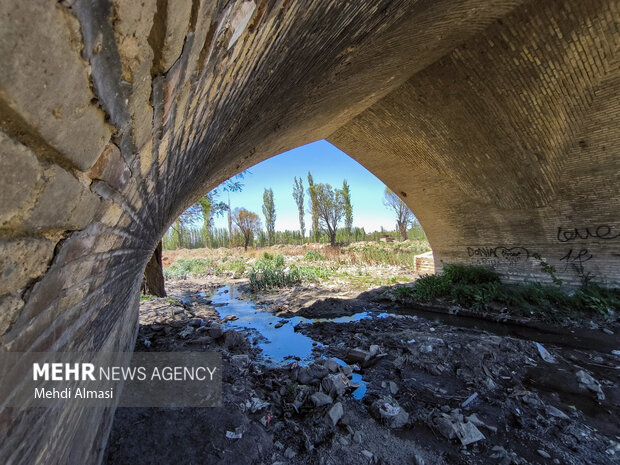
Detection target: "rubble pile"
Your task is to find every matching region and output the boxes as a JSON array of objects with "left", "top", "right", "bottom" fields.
[{"left": 106, "top": 284, "right": 619, "bottom": 465}]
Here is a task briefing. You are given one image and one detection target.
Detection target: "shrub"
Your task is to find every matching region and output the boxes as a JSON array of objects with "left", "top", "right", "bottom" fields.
[
  {"left": 304, "top": 250, "right": 324, "bottom": 261},
  {"left": 441, "top": 263, "right": 500, "bottom": 285},
  {"left": 400, "top": 263, "right": 619, "bottom": 317},
  {"left": 164, "top": 258, "right": 213, "bottom": 278},
  {"left": 248, "top": 254, "right": 329, "bottom": 290}
]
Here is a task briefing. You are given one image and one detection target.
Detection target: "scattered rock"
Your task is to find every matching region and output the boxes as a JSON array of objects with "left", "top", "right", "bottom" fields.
[
  {"left": 221, "top": 330, "right": 245, "bottom": 349},
  {"left": 347, "top": 348, "right": 371, "bottom": 365},
  {"left": 231, "top": 354, "right": 250, "bottom": 367},
  {"left": 207, "top": 323, "right": 223, "bottom": 338},
  {"left": 322, "top": 373, "right": 348, "bottom": 398},
  {"left": 576, "top": 370, "right": 605, "bottom": 401},
  {"left": 324, "top": 358, "right": 341, "bottom": 373},
  {"left": 178, "top": 325, "right": 195, "bottom": 338},
  {"left": 369, "top": 397, "right": 409, "bottom": 429},
  {"left": 537, "top": 449, "right": 551, "bottom": 458},
  {"left": 326, "top": 402, "right": 344, "bottom": 426},
  {"left": 433, "top": 413, "right": 485, "bottom": 446},
  {"left": 311, "top": 391, "right": 333, "bottom": 407},
  {"left": 284, "top": 447, "right": 296, "bottom": 459}
]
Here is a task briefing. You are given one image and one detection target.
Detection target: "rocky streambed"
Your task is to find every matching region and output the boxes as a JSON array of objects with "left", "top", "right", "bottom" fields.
[{"left": 104, "top": 280, "right": 619, "bottom": 465}]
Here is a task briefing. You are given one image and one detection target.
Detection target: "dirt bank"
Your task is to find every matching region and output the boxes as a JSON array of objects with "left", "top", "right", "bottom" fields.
[{"left": 104, "top": 278, "right": 619, "bottom": 465}]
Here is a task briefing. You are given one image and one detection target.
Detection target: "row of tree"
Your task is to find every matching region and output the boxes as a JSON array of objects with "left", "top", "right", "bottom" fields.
[{"left": 162, "top": 172, "right": 423, "bottom": 251}]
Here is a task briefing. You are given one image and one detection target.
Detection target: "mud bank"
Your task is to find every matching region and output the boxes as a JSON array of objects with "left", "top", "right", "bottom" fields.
[{"left": 104, "top": 280, "right": 619, "bottom": 464}]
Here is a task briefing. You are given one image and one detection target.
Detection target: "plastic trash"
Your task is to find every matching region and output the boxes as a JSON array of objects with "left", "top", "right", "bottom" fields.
[
  {"left": 535, "top": 342, "right": 556, "bottom": 363},
  {"left": 225, "top": 430, "right": 242, "bottom": 439}
]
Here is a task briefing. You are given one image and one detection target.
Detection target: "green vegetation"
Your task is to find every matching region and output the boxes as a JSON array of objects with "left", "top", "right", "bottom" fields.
[
  {"left": 164, "top": 258, "right": 215, "bottom": 279},
  {"left": 394, "top": 263, "right": 620, "bottom": 318},
  {"left": 345, "top": 241, "right": 430, "bottom": 267},
  {"left": 248, "top": 253, "right": 330, "bottom": 291},
  {"left": 303, "top": 250, "right": 324, "bottom": 261}
]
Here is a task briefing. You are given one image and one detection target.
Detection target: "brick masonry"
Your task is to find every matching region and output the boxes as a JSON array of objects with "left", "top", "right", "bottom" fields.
[{"left": 0, "top": 0, "right": 618, "bottom": 463}]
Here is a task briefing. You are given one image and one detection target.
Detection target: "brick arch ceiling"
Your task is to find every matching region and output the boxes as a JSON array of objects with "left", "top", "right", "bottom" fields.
[{"left": 0, "top": 0, "right": 618, "bottom": 463}]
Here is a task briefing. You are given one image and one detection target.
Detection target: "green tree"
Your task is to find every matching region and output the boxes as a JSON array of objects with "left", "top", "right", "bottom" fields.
[
  {"left": 307, "top": 171, "right": 319, "bottom": 242},
  {"left": 293, "top": 177, "right": 305, "bottom": 243},
  {"left": 262, "top": 188, "right": 276, "bottom": 246},
  {"left": 342, "top": 179, "right": 353, "bottom": 243},
  {"left": 311, "top": 183, "right": 344, "bottom": 246},
  {"left": 232, "top": 208, "right": 262, "bottom": 251},
  {"left": 383, "top": 187, "right": 415, "bottom": 241}
]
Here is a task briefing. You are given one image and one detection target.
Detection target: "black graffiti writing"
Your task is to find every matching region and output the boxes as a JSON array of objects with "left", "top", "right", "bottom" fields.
[
  {"left": 467, "top": 246, "right": 529, "bottom": 265},
  {"left": 557, "top": 225, "right": 620, "bottom": 243},
  {"left": 559, "top": 248, "right": 593, "bottom": 271},
  {"left": 467, "top": 247, "right": 497, "bottom": 258}
]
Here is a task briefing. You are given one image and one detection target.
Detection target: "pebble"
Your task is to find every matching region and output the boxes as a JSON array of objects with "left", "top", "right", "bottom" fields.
[
  {"left": 353, "top": 431, "right": 363, "bottom": 443},
  {"left": 361, "top": 450, "right": 374, "bottom": 459},
  {"left": 538, "top": 449, "right": 551, "bottom": 458}
]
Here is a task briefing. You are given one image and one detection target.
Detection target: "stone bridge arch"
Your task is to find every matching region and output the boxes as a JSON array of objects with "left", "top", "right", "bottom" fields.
[{"left": 0, "top": 0, "right": 618, "bottom": 463}]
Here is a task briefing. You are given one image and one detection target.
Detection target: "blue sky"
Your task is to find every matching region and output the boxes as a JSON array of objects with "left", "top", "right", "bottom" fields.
[{"left": 212, "top": 140, "right": 398, "bottom": 232}]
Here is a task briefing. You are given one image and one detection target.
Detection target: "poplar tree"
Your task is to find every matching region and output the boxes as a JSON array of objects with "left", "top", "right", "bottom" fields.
[
  {"left": 262, "top": 188, "right": 276, "bottom": 246},
  {"left": 293, "top": 177, "right": 305, "bottom": 243}
]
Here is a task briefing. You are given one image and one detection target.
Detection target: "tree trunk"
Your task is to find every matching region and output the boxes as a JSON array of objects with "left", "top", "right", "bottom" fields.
[
  {"left": 399, "top": 223, "right": 408, "bottom": 241},
  {"left": 244, "top": 236, "right": 249, "bottom": 251},
  {"left": 142, "top": 241, "right": 166, "bottom": 297},
  {"left": 329, "top": 231, "right": 336, "bottom": 247}
]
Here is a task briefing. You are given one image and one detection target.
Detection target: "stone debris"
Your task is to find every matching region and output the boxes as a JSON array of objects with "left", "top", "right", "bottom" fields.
[
  {"left": 368, "top": 397, "right": 409, "bottom": 429},
  {"left": 576, "top": 370, "right": 605, "bottom": 401},
  {"left": 310, "top": 391, "right": 333, "bottom": 407},
  {"left": 326, "top": 402, "right": 344, "bottom": 426},
  {"left": 117, "top": 283, "right": 619, "bottom": 465},
  {"left": 433, "top": 411, "right": 485, "bottom": 446},
  {"left": 537, "top": 449, "right": 551, "bottom": 458}
]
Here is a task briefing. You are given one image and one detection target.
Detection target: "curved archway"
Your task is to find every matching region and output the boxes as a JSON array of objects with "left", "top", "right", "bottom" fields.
[{"left": 1, "top": 0, "right": 618, "bottom": 463}]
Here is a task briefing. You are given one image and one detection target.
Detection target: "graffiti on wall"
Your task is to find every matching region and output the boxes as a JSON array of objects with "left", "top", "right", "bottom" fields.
[
  {"left": 557, "top": 224, "right": 619, "bottom": 283},
  {"left": 557, "top": 225, "right": 620, "bottom": 243},
  {"left": 467, "top": 246, "right": 529, "bottom": 267}
]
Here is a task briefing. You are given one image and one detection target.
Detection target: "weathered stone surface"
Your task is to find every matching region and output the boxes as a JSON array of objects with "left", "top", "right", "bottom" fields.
[
  {"left": 150, "top": 0, "right": 194, "bottom": 74},
  {"left": 112, "top": 0, "right": 157, "bottom": 150},
  {"left": 23, "top": 166, "right": 100, "bottom": 232},
  {"left": 0, "top": 132, "right": 43, "bottom": 227},
  {"left": 0, "top": 237, "right": 55, "bottom": 294},
  {"left": 0, "top": 293, "right": 24, "bottom": 338},
  {"left": 0, "top": 1, "right": 111, "bottom": 171}
]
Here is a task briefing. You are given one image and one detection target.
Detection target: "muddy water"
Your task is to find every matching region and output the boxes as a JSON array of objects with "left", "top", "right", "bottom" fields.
[{"left": 200, "top": 285, "right": 374, "bottom": 398}]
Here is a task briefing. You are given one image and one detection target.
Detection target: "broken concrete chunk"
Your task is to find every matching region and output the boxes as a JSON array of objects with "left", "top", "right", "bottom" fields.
[
  {"left": 369, "top": 397, "right": 409, "bottom": 428},
  {"left": 347, "top": 348, "right": 371, "bottom": 365},
  {"left": 311, "top": 391, "right": 333, "bottom": 407},
  {"left": 326, "top": 402, "right": 343, "bottom": 426},
  {"left": 576, "top": 370, "right": 605, "bottom": 401},
  {"left": 323, "top": 358, "right": 341, "bottom": 373},
  {"left": 434, "top": 413, "right": 485, "bottom": 445},
  {"left": 321, "top": 373, "right": 348, "bottom": 398}
]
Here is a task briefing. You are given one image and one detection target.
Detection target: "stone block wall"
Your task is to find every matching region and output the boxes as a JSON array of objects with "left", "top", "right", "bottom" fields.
[{"left": 0, "top": 0, "right": 617, "bottom": 463}]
